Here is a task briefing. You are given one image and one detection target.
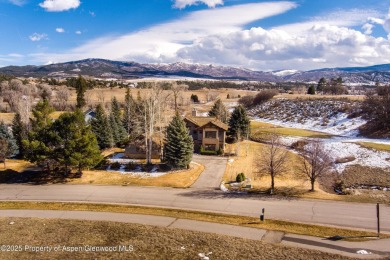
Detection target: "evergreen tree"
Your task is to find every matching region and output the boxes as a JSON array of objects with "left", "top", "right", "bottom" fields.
[
  {"left": 0, "top": 121, "right": 18, "bottom": 157},
  {"left": 75, "top": 75, "right": 87, "bottom": 108},
  {"left": 22, "top": 100, "right": 56, "bottom": 170},
  {"left": 54, "top": 110, "right": 102, "bottom": 173},
  {"left": 228, "top": 105, "right": 250, "bottom": 141},
  {"left": 164, "top": 113, "right": 193, "bottom": 169},
  {"left": 123, "top": 88, "right": 136, "bottom": 135},
  {"left": 91, "top": 104, "right": 114, "bottom": 149},
  {"left": 307, "top": 85, "right": 316, "bottom": 95},
  {"left": 208, "top": 99, "right": 229, "bottom": 123},
  {"left": 190, "top": 94, "right": 199, "bottom": 103},
  {"left": 12, "top": 113, "right": 27, "bottom": 157},
  {"left": 317, "top": 77, "right": 327, "bottom": 93},
  {"left": 110, "top": 97, "right": 127, "bottom": 145}
]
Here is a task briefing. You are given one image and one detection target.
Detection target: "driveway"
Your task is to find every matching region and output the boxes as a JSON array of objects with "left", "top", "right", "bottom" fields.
[{"left": 190, "top": 154, "right": 228, "bottom": 189}]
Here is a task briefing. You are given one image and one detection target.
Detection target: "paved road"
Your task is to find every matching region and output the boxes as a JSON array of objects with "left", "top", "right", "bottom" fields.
[
  {"left": 0, "top": 184, "right": 389, "bottom": 232},
  {"left": 190, "top": 155, "right": 227, "bottom": 189},
  {"left": 0, "top": 209, "right": 388, "bottom": 258}
]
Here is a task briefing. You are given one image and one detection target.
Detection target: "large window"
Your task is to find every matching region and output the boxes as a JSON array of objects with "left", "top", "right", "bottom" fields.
[
  {"left": 205, "top": 131, "right": 217, "bottom": 139},
  {"left": 204, "top": 144, "right": 216, "bottom": 151}
]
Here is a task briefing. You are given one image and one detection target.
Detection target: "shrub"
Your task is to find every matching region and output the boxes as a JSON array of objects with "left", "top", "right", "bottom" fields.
[
  {"left": 110, "top": 162, "right": 121, "bottom": 170},
  {"left": 252, "top": 90, "right": 278, "bottom": 107},
  {"left": 125, "top": 162, "right": 137, "bottom": 171},
  {"left": 217, "top": 147, "right": 224, "bottom": 155},
  {"left": 238, "top": 95, "right": 254, "bottom": 108},
  {"left": 236, "top": 172, "right": 246, "bottom": 182},
  {"left": 290, "top": 140, "right": 308, "bottom": 151}
]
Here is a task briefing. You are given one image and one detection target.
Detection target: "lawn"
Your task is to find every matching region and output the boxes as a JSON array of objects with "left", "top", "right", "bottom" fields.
[
  {"left": 0, "top": 201, "right": 382, "bottom": 240},
  {"left": 250, "top": 121, "right": 332, "bottom": 139},
  {"left": 0, "top": 157, "right": 204, "bottom": 188},
  {"left": 70, "top": 162, "right": 204, "bottom": 188},
  {"left": 224, "top": 140, "right": 341, "bottom": 201},
  {"left": 0, "top": 217, "right": 358, "bottom": 260},
  {"left": 355, "top": 142, "right": 390, "bottom": 152}
]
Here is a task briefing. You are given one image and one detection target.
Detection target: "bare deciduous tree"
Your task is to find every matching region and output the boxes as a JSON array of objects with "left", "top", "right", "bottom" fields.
[
  {"left": 0, "top": 138, "right": 8, "bottom": 168},
  {"left": 55, "top": 85, "right": 70, "bottom": 111},
  {"left": 170, "top": 82, "right": 188, "bottom": 111},
  {"left": 257, "top": 132, "right": 288, "bottom": 194},
  {"left": 299, "top": 139, "right": 333, "bottom": 192}
]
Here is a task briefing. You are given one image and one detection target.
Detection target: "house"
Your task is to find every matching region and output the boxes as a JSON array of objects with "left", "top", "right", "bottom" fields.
[
  {"left": 124, "top": 138, "right": 160, "bottom": 159},
  {"left": 184, "top": 109, "right": 229, "bottom": 153}
]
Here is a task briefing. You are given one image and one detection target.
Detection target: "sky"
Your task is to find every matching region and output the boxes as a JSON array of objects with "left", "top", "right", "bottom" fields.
[{"left": 1, "top": 0, "right": 390, "bottom": 71}]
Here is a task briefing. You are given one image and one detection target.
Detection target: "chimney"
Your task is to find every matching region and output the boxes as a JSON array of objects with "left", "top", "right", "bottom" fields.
[{"left": 192, "top": 108, "right": 197, "bottom": 117}]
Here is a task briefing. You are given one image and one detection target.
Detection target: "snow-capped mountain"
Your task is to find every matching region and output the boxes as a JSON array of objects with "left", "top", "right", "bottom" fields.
[{"left": 1, "top": 58, "right": 390, "bottom": 84}]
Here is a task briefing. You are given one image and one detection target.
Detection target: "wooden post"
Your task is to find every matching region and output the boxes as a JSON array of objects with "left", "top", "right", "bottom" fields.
[{"left": 377, "top": 203, "right": 380, "bottom": 237}]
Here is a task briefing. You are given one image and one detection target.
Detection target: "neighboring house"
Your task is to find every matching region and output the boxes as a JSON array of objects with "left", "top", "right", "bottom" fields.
[
  {"left": 84, "top": 109, "right": 96, "bottom": 123},
  {"left": 124, "top": 139, "right": 160, "bottom": 159},
  {"left": 184, "top": 109, "right": 229, "bottom": 153}
]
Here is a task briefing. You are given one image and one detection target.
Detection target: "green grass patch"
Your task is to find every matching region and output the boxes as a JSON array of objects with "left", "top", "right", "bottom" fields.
[
  {"left": 250, "top": 121, "right": 332, "bottom": 139},
  {"left": 355, "top": 142, "right": 390, "bottom": 152},
  {"left": 0, "top": 201, "right": 384, "bottom": 240}
]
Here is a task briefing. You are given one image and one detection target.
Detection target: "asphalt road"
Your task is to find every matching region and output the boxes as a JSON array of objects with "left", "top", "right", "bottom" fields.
[{"left": 0, "top": 184, "right": 389, "bottom": 232}]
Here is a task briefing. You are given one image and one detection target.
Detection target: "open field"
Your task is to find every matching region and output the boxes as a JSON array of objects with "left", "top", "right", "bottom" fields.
[
  {"left": 276, "top": 93, "right": 365, "bottom": 101},
  {"left": 355, "top": 142, "right": 390, "bottom": 152},
  {"left": 0, "top": 201, "right": 382, "bottom": 240},
  {"left": 0, "top": 217, "right": 359, "bottom": 260},
  {"left": 250, "top": 121, "right": 333, "bottom": 140}
]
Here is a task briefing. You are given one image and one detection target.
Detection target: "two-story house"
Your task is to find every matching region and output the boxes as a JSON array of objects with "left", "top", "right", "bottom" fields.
[{"left": 184, "top": 109, "right": 229, "bottom": 153}]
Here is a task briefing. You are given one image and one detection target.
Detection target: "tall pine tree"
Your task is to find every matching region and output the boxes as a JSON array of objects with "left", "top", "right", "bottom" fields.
[
  {"left": 123, "top": 88, "right": 136, "bottom": 135},
  {"left": 164, "top": 113, "right": 193, "bottom": 169},
  {"left": 228, "top": 105, "right": 250, "bottom": 141},
  {"left": 110, "top": 97, "right": 127, "bottom": 146},
  {"left": 208, "top": 99, "right": 229, "bottom": 123},
  {"left": 75, "top": 75, "right": 87, "bottom": 108},
  {"left": 12, "top": 113, "right": 27, "bottom": 157},
  {"left": 23, "top": 100, "right": 56, "bottom": 170},
  {"left": 91, "top": 104, "right": 114, "bottom": 149}
]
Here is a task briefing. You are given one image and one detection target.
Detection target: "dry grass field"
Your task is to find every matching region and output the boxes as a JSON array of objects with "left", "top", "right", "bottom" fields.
[
  {"left": 276, "top": 93, "right": 365, "bottom": 101},
  {"left": 355, "top": 142, "right": 390, "bottom": 152},
  {"left": 224, "top": 140, "right": 341, "bottom": 201},
  {"left": 0, "top": 217, "right": 360, "bottom": 260},
  {"left": 250, "top": 121, "right": 332, "bottom": 139},
  {"left": 70, "top": 162, "right": 204, "bottom": 188}
]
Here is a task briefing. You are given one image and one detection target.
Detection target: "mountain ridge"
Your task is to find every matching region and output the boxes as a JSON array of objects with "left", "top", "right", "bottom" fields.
[{"left": 1, "top": 58, "right": 390, "bottom": 84}]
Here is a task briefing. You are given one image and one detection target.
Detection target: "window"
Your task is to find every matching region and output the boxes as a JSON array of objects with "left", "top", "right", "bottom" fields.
[
  {"left": 204, "top": 144, "right": 216, "bottom": 151},
  {"left": 205, "top": 131, "right": 217, "bottom": 139}
]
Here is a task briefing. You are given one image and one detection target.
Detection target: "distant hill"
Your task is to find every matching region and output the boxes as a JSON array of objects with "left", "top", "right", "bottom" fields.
[{"left": 1, "top": 58, "right": 390, "bottom": 84}]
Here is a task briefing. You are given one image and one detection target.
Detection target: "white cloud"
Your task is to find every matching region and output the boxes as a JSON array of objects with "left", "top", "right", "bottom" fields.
[
  {"left": 89, "top": 11, "right": 96, "bottom": 17},
  {"left": 177, "top": 25, "right": 390, "bottom": 70},
  {"left": 383, "top": 9, "right": 390, "bottom": 34},
  {"left": 31, "top": 2, "right": 297, "bottom": 64},
  {"left": 39, "top": 0, "right": 80, "bottom": 12},
  {"left": 75, "top": 30, "right": 82, "bottom": 35},
  {"left": 56, "top": 27, "right": 65, "bottom": 33},
  {"left": 362, "top": 23, "right": 374, "bottom": 35},
  {"left": 8, "top": 0, "right": 26, "bottom": 6},
  {"left": 29, "top": 33, "right": 48, "bottom": 42},
  {"left": 25, "top": 2, "right": 390, "bottom": 71},
  {"left": 173, "top": 0, "right": 223, "bottom": 9},
  {"left": 274, "top": 9, "right": 381, "bottom": 35}
]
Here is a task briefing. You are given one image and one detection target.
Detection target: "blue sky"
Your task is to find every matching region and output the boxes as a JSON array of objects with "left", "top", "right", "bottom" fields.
[{"left": 1, "top": 0, "right": 390, "bottom": 70}]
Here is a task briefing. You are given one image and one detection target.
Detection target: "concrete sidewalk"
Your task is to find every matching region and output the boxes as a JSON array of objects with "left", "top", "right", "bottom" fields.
[{"left": 0, "top": 209, "right": 389, "bottom": 259}]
